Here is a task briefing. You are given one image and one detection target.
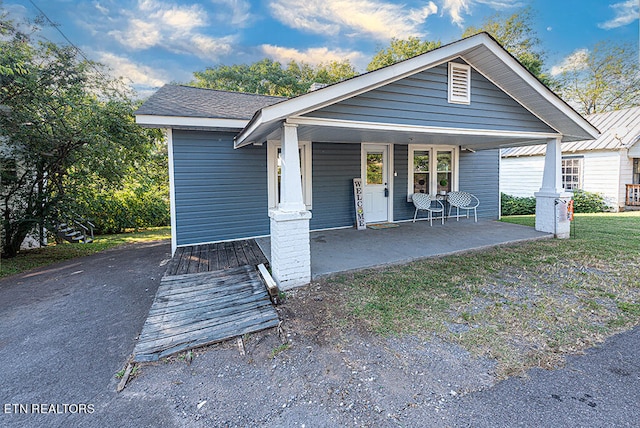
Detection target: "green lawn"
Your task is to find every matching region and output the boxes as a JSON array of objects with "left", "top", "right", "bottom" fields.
[
  {"left": 328, "top": 212, "right": 640, "bottom": 377},
  {"left": 0, "top": 227, "right": 170, "bottom": 279}
]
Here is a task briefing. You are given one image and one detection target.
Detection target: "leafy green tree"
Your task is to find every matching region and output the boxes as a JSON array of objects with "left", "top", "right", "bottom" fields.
[
  {"left": 462, "top": 7, "right": 552, "bottom": 86},
  {"left": 0, "top": 11, "right": 160, "bottom": 257},
  {"left": 191, "top": 58, "right": 357, "bottom": 97},
  {"left": 367, "top": 37, "right": 441, "bottom": 71},
  {"left": 555, "top": 41, "right": 640, "bottom": 115}
]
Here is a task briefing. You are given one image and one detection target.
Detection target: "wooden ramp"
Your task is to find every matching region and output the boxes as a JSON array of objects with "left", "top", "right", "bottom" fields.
[
  {"left": 163, "top": 240, "right": 268, "bottom": 276},
  {"left": 133, "top": 264, "right": 279, "bottom": 362}
]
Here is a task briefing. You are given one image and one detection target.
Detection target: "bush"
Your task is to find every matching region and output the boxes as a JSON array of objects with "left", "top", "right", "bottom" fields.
[
  {"left": 572, "top": 190, "right": 608, "bottom": 213},
  {"left": 501, "top": 190, "right": 608, "bottom": 217},
  {"left": 501, "top": 193, "right": 536, "bottom": 216},
  {"left": 72, "top": 187, "right": 170, "bottom": 234}
]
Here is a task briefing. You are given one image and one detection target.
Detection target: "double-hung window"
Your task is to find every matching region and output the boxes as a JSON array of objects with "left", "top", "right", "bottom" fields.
[
  {"left": 267, "top": 141, "right": 312, "bottom": 209},
  {"left": 408, "top": 145, "right": 458, "bottom": 200},
  {"left": 562, "top": 157, "right": 582, "bottom": 191}
]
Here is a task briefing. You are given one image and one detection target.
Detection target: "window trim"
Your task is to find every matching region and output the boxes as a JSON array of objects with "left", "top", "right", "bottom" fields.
[
  {"left": 561, "top": 156, "right": 583, "bottom": 192},
  {"left": 448, "top": 62, "right": 471, "bottom": 105},
  {"left": 407, "top": 145, "right": 459, "bottom": 201},
  {"left": 267, "top": 140, "right": 312, "bottom": 210}
]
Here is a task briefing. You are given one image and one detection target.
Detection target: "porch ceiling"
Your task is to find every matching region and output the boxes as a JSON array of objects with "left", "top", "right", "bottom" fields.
[{"left": 262, "top": 120, "right": 558, "bottom": 150}]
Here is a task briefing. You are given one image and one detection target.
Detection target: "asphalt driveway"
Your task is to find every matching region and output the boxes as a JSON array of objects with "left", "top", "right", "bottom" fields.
[
  {"left": 0, "top": 240, "right": 177, "bottom": 428},
  {"left": 1, "top": 240, "right": 638, "bottom": 427}
]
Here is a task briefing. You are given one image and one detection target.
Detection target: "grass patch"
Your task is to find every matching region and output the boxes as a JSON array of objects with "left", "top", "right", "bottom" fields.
[
  {"left": 329, "top": 212, "right": 640, "bottom": 378},
  {"left": 270, "top": 343, "right": 291, "bottom": 359},
  {"left": 0, "top": 226, "right": 170, "bottom": 279}
]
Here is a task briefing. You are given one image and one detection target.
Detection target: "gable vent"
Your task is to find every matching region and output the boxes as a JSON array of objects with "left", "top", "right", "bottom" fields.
[{"left": 448, "top": 62, "right": 471, "bottom": 104}]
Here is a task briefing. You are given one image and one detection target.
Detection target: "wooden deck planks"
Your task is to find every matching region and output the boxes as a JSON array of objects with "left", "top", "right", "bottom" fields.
[
  {"left": 163, "top": 239, "right": 268, "bottom": 277},
  {"left": 133, "top": 264, "right": 279, "bottom": 363}
]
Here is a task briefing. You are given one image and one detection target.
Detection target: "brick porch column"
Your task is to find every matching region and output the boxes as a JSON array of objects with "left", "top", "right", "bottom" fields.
[
  {"left": 534, "top": 137, "right": 571, "bottom": 238},
  {"left": 269, "top": 122, "right": 311, "bottom": 289}
]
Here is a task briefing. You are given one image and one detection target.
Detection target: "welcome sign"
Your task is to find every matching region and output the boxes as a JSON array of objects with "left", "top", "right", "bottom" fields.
[{"left": 353, "top": 178, "right": 366, "bottom": 230}]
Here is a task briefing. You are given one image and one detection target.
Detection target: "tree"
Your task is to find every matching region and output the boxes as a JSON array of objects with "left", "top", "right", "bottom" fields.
[
  {"left": 367, "top": 37, "right": 441, "bottom": 71},
  {"left": 190, "top": 58, "right": 357, "bottom": 97},
  {"left": 0, "top": 11, "right": 159, "bottom": 257},
  {"left": 555, "top": 41, "right": 640, "bottom": 115},
  {"left": 462, "top": 7, "right": 551, "bottom": 86}
]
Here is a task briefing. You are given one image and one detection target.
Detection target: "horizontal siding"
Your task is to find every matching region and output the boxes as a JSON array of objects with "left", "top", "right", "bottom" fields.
[
  {"left": 393, "top": 145, "right": 415, "bottom": 221},
  {"left": 459, "top": 150, "right": 500, "bottom": 219},
  {"left": 619, "top": 151, "right": 633, "bottom": 209},
  {"left": 501, "top": 151, "right": 624, "bottom": 210},
  {"left": 500, "top": 156, "right": 545, "bottom": 197},
  {"left": 308, "top": 62, "right": 553, "bottom": 134},
  {"left": 582, "top": 151, "right": 620, "bottom": 209},
  {"left": 172, "top": 130, "right": 269, "bottom": 245},
  {"left": 310, "top": 143, "right": 361, "bottom": 230}
]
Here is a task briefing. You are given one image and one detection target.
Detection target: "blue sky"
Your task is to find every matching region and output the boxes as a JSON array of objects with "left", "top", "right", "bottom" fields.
[{"left": 5, "top": 0, "right": 639, "bottom": 97}]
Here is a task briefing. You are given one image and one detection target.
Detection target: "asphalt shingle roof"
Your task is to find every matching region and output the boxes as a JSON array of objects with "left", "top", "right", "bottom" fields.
[{"left": 135, "top": 85, "right": 287, "bottom": 120}]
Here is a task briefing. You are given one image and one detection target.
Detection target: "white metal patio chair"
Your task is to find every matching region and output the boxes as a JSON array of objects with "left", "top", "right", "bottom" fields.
[
  {"left": 447, "top": 191, "right": 480, "bottom": 222},
  {"left": 412, "top": 193, "right": 445, "bottom": 226}
]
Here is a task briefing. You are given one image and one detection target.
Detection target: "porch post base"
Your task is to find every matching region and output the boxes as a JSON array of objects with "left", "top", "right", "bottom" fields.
[
  {"left": 534, "top": 191, "right": 572, "bottom": 238},
  {"left": 269, "top": 209, "right": 312, "bottom": 290}
]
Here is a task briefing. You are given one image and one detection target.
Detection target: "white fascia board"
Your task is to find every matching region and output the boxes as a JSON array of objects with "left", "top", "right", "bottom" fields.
[
  {"left": 235, "top": 32, "right": 599, "bottom": 146},
  {"left": 136, "top": 114, "right": 248, "bottom": 129},
  {"left": 288, "top": 116, "right": 561, "bottom": 141},
  {"left": 474, "top": 37, "right": 600, "bottom": 140},
  {"left": 235, "top": 36, "right": 488, "bottom": 147},
  {"left": 234, "top": 111, "right": 264, "bottom": 148}
]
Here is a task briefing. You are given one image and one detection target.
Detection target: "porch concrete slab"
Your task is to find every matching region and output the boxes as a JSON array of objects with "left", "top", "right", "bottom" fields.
[{"left": 257, "top": 220, "right": 551, "bottom": 279}]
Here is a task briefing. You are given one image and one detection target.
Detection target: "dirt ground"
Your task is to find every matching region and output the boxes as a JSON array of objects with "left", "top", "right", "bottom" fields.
[{"left": 124, "top": 282, "right": 497, "bottom": 427}]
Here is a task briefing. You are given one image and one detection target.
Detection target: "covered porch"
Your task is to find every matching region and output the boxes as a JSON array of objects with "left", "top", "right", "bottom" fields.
[{"left": 257, "top": 220, "right": 550, "bottom": 279}]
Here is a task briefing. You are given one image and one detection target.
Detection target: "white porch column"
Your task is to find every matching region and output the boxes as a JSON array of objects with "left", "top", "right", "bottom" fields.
[
  {"left": 269, "top": 122, "right": 312, "bottom": 289},
  {"left": 534, "top": 137, "right": 572, "bottom": 238}
]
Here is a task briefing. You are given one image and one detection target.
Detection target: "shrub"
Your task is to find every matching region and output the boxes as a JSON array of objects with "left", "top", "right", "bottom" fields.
[
  {"left": 572, "top": 190, "right": 608, "bottom": 213},
  {"left": 501, "top": 193, "right": 536, "bottom": 216},
  {"left": 501, "top": 191, "right": 608, "bottom": 217},
  {"left": 71, "top": 187, "right": 170, "bottom": 234}
]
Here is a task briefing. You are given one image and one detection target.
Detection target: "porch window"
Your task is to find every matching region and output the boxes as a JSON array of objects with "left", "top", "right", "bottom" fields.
[
  {"left": 413, "top": 150, "right": 429, "bottom": 194},
  {"left": 633, "top": 158, "right": 639, "bottom": 184},
  {"left": 267, "top": 140, "right": 312, "bottom": 210},
  {"left": 562, "top": 157, "right": 582, "bottom": 191},
  {"left": 437, "top": 151, "right": 452, "bottom": 194},
  {"left": 408, "top": 145, "right": 458, "bottom": 200}
]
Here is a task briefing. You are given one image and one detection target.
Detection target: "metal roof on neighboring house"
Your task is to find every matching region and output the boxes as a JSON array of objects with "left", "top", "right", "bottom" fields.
[
  {"left": 135, "top": 85, "right": 286, "bottom": 120},
  {"left": 502, "top": 106, "right": 640, "bottom": 157}
]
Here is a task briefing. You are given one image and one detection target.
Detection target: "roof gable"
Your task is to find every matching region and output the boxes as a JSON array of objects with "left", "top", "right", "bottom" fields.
[
  {"left": 304, "top": 61, "right": 555, "bottom": 134},
  {"left": 235, "top": 33, "right": 598, "bottom": 147}
]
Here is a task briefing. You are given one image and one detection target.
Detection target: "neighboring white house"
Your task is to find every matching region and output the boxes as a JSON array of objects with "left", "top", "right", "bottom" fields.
[{"left": 501, "top": 106, "right": 640, "bottom": 211}]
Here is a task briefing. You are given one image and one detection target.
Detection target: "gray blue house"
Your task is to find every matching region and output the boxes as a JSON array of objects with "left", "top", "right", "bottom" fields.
[{"left": 136, "top": 33, "right": 598, "bottom": 289}]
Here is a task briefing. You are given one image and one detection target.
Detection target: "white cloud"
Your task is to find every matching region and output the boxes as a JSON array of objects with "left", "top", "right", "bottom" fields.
[
  {"left": 93, "top": 1, "right": 109, "bottom": 15},
  {"left": 269, "top": 0, "right": 438, "bottom": 40},
  {"left": 106, "top": 0, "right": 235, "bottom": 61},
  {"left": 211, "top": 0, "right": 254, "bottom": 27},
  {"left": 261, "top": 44, "right": 365, "bottom": 66},
  {"left": 97, "top": 51, "right": 168, "bottom": 88},
  {"left": 550, "top": 49, "right": 589, "bottom": 76},
  {"left": 598, "top": 1, "right": 640, "bottom": 29},
  {"left": 110, "top": 18, "right": 162, "bottom": 50},
  {"left": 441, "top": 0, "right": 471, "bottom": 26},
  {"left": 441, "top": 0, "right": 522, "bottom": 27}
]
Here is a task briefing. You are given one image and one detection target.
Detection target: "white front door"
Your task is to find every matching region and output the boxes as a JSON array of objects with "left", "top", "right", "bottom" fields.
[{"left": 362, "top": 144, "right": 389, "bottom": 223}]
